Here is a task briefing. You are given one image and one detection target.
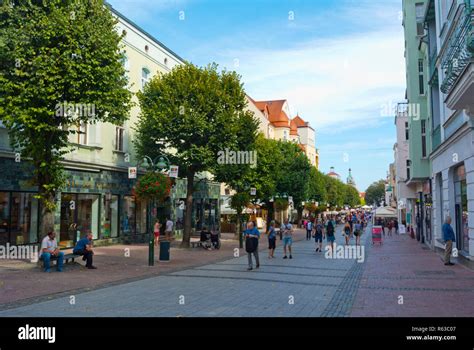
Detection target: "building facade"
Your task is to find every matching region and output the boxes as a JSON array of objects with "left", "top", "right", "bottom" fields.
[
  {"left": 0, "top": 6, "right": 221, "bottom": 247},
  {"left": 394, "top": 103, "right": 417, "bottom": 224},
  {"left": 424, "top": 0, "right": 474, "bottom": 260},
  {"left": 403, "top": 0, "right": 433, "bottom": 243}
]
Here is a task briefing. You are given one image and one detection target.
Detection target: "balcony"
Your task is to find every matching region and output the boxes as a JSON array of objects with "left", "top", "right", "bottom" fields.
[{"left": 440, "top": 4, "right": 474, "bottom": 111}]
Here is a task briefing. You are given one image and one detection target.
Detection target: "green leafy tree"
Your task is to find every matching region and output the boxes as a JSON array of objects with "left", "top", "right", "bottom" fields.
[
  {"left": 344, "top": 185, "right": 360, "bottom": 208},
  {"left": 135, "top": 62, "right": 256, "bottom": 247},
  {"left": 365, "top": 179, "right": 386, "bottom": 207},
  {"left": 0, "top": 0, "right": 132, "bottom": 232},
  {"left": 275, "top": 141, "right": 311, "bottom": 225},
  {"left": 308, "top": 167, "right": 327, "bottom": 205}
]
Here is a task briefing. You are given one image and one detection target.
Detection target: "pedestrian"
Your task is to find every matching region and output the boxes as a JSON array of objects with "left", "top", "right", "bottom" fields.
[
  {"left": 39, "top": 231, "right": 64, "bottom": 273},
  {"left": 394, "top": 219, "right": 399, "bottom": 235},
  {"left": 326, "top": 219, "right": 335, "bottom": 256},
  {"left": 165, "top": 217, "right": 174, "bottom": 241},
  {"left": 306, "top": 218, "right": 313, "bottom": 241},
  {"left": 314, "top": 219, "right": 324, "bottom": 252},
  {"left": 266, "top": 220, "right": 277, "bottom": 258},
  {"left": 442, "top": 216, "right": 456, "bottom": 266},
  {"left": 244, "top": 221, "right": 260, "bottom": 270},
  {"left": 154, "top": 219, "right": 161, "bottom": 247},
  {"left": 73, "top": 232, "right": 97, "bottom": 269},
  {"left": 343, "top": 222, "right": 352, "bottom": 245},
  {"left": 281, "top": 218, "right": 293, "bottom": 259},
  {"left": 388, "top": 220, "right": 393, "bottom": 236},
  {"left": 200, "top": 226, "right": 212, "bottom": 250},
  {"left": 354, "top": 220, "right": 362, "bottom": 246}
]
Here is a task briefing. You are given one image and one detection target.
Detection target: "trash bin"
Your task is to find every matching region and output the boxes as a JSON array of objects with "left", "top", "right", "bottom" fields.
[{"left": 159, "top": 240, "right": 170, "bottom": 262}]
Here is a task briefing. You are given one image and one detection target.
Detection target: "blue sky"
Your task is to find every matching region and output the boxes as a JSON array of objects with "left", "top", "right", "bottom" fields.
[{"left": 108, "top": 0, "right": 406, "bottom": 191}]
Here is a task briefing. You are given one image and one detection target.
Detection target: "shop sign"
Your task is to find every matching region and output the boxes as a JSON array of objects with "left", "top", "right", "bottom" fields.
[
  {"left": 128, "top": 167, "right": 137, "bottom": 179},
  {"left": 169, "top": 165, "right": 179, "bottom": 178}
]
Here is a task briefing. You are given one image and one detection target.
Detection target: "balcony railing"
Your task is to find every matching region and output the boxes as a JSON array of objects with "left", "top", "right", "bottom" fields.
[{"left": 440, "top": 3, "right": 473, "bottom": 94}]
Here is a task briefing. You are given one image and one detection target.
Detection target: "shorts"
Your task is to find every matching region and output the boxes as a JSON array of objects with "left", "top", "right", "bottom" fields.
[
  {"left": 314, "top": 234, "right": 323, "bottom": 243},
  {"left": 283, "top": 236, "right": 293, "bottom": 246},
  {"left": 154, "top": 232, "right": 160, "bottom": 238},
  {"left": 268, "top": 237, "right": 276, "bottom": 249},
  {"left": 327, "top": 235, "right": 335, "bottom": 243}
]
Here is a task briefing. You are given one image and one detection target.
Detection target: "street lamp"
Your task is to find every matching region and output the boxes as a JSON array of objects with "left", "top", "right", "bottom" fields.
[{"left": 137, "top": 154, "right": 171, "bottom": 266}]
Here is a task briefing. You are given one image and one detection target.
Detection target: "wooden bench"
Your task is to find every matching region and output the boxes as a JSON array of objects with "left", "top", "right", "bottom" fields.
[
  {"left": 37, "top": 253, "right": 81, "bottom": 268},
  {"left": 190, "top": 239, "right": 203, "bottom": 248}
]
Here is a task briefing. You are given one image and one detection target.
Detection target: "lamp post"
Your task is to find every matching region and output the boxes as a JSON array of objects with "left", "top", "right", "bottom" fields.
[{"left": 138, "top": 155, "right": 171, "bottom": 266}]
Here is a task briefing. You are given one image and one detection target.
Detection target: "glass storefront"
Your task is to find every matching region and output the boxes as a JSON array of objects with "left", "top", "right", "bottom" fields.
[
  {"left": 121, "top": 196, "right": 147, "bottom": 236},
  {"left": 0, "top": 192, "right": 9, "bottom": 245},
  {"left": 192, "top": 198, "right": 219, "bottom": 231},
  {"left": 454, "top": 165, "right": 469, "bottom": 253},
  {"left": 0, "top": 192, "right": 39, "bottom": 245},
  {"left": 59, "top": 193, "right": 100, "bottom": 248},
  {"left": 102, "top": 194, "right": 119, "bottom": 239}
]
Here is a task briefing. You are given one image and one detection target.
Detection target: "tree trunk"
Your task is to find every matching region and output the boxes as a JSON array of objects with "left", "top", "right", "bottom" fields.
[
  {"left": 236, "top": 213, "right": 243, "bottom": 249},
  {"left": 266, "top": 201, "right": 274, "bottom": 230},
  {"left": 297, "top": 207, "right": 303, "bottom": 228},
  {"left": 181, "top": 170, "right": 195, "bottom": 248},
  {"left": 40, "top": 209, "right": 55, "bottom": 236}
]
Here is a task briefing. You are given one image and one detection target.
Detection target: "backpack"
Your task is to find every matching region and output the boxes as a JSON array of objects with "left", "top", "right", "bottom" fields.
[{"left": 245, "top": 237, "right": 257, "bottom": 253}]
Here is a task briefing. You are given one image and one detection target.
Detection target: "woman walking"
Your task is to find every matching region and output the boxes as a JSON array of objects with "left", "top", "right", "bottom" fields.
[
  {"left": 266, "top": 221, "right": 277, "bottom": 258},
  {"left": 354, "top": 220, "right": 362, "bottom": 246},
  {"left": 314, "top": 219, "right": 324, "bottom": 252},
  {"left": 326, "top": 220, "right": 336, "bottom": 256},
  {"left": 343, "top": 221, "right": 352, "bottom": 246}
]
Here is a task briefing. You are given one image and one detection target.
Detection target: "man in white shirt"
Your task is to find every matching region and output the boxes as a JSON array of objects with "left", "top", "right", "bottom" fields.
[
  {"left": 40, "top": 231, "right": 64, "bottom": 272},
  {"left": 165, "top": 217, "right": 174, "bottom": 240}
]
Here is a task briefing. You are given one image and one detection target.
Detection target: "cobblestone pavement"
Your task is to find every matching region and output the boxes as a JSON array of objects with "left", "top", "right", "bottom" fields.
[
  {"left": 0, "top": 225, "right": 365, "bottom": 317},
  {"left": 351, "top": 231, "right": 474, "bottom": 317}
]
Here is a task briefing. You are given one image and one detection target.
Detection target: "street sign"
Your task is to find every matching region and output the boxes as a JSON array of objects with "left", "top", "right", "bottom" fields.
[
  {"left": 250, "top": 188, "right": 256, "bottom": 196},
  {"left": 128, "top": 167, "right": 137, "bottom": 179},
  {"left": 169, "top": 165, "right": 179, "bottom": 178}
]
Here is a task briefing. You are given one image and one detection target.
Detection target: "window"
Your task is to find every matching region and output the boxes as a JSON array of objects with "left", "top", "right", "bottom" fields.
[
  {"left": 141, "top": 68, "right": 150, "bottom": 90},
  {"left": 405, "top": 122, "right": 409, "bottom": 140},
  {"left": 120, "top": 53, "right": 129, "bottom": 72},
  {"left": 115, "top": 126, "right": 124, "bottom": 152},
  {"left": 164, "top": 57, "right": 168, "bottom": 65},
  {"left": 421, "top": 120, "right": 427, "bottom": 157},
  {"left": 415, "top": 3, "right": 425, "bottom": 35},
  {"left": 77, "top": 122, "right": 87, "bottom": 145},
  {"left": 418, "top": 59, "right": 425, "bottom": 95},
  {"left": 406, "top": 160, "right": 411, "bottom": 180}
]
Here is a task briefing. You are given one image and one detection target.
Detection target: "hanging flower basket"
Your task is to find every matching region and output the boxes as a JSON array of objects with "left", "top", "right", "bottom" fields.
[{"left": 134, "top": 171, "right": 172, "bottom": 202}]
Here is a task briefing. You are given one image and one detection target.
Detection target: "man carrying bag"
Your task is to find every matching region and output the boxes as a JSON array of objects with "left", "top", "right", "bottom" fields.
[{"left": 244, "top": 221, "right": 260, "bottom": 271}]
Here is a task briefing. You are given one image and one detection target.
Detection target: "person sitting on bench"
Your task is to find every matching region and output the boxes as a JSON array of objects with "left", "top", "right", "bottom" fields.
[
  {"left": 40, "top": 231, "right": 64, "bottom": 273},
  {"left": 73, "top": 232, "right": 97, "bottom": 269},
  {"left": 200, "top": 227, "right": 212, "bottom": 250}
]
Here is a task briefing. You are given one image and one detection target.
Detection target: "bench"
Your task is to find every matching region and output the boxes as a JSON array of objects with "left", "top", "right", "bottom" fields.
[
  {"left": 190, "top": 239, "right": 203, "bottom": 248},
  {"left": 37, "top": 253, "right": 81, "bottom": 268}
]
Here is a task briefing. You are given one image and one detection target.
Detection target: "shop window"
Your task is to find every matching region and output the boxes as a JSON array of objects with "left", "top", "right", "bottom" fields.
[
  {"left": 10, "top": 193, "right": 38, "bottom": 245},
  {"left": 60, "top": 193, "right": 99, "bottom": 248},
  {"left": 0, "top": 192, "right": 10, "bottom": 245},
  {"left": 454, "top": 164, "right": 468, "bottom": 252},
  {"left": 102, "top": 194, "right": 119, "bottom": 239}
]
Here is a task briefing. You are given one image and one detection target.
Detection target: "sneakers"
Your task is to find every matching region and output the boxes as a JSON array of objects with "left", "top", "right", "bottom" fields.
[
  {"left": 87, "top": 265, "right": 98, "bottom": 269},
  {"left": 256, "top": 264, "right": 260, "bottom": 269},
  {"left": 444, "top": 262, "right": 455, "bottom": 266},
  {"left": 289, "top": 255, "right": 293, "bottom": 259},
  {"left": 283, "top": 256, "right": 288, "bottom": 259},
  {"left": 247, "top": 267, "right": 253, "bottom": 271},
  {"left": 315, "top": 247, "right": 319, "bottom": 252}
]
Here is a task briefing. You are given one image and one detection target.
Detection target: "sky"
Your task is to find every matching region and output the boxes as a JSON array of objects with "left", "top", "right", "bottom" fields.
[{"left": 108, "top": 0, "right": 406, "bottom": 191}]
